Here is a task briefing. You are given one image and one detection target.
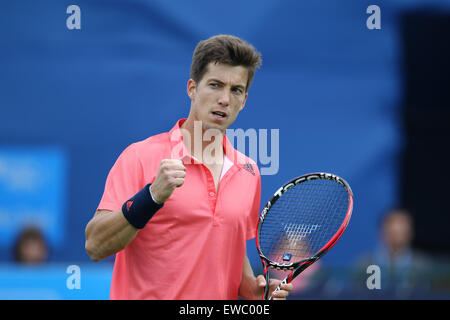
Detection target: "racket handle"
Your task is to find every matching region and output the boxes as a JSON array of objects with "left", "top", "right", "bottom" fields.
[
  {"left": 267, "top": 277, "right": 289, "bottom": 300},
  {"left": 267, "top": 262, "right": 312, "bottom": 300}
]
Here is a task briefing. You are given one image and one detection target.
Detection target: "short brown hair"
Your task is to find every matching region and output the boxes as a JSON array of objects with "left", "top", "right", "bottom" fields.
[{"left": 190, "top": 34, "right": 262, "bottom": 92}]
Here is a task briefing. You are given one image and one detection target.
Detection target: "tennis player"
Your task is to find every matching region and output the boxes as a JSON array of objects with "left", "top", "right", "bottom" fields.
[{"left": 85, "top": 34, "right": 293, "bottom": 300}]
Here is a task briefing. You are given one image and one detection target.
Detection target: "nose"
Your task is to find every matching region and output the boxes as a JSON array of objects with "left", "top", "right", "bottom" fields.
[{"left": 218, "top": 90, "right": 230, "bottom": 106}]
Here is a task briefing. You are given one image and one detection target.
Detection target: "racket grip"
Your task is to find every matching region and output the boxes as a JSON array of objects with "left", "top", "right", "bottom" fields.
[{"left": 267, "top": 278, "right": 289, "bottom": 300}]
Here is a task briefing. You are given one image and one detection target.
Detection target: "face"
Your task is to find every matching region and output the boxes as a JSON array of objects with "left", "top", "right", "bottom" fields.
[
  {"left": 187, "top": 62, "right": 249, "bottom": 133},
  {"left": 19, "top": 239, "right": 48, "bottom": 264},
  {"left": 382, "top": 212, "right": 413, "bottom": 252}
]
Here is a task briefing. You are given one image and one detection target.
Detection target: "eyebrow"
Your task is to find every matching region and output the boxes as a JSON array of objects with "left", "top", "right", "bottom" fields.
[{"left": 207, "top": 78, "right": 246, "bottom": 91}]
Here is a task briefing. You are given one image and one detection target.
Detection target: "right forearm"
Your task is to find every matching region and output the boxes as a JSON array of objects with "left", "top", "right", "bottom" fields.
[
  {"left": 85, "top": 209, "right": 138, "bottom": 262},
  {"left": 86, "top": 159, "right": 185, "bottom": 261}
]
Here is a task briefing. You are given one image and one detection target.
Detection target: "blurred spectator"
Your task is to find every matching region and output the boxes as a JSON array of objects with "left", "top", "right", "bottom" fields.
[
  {"left": 12, "top": 226, "right": 49, "bottom": 264},
  {"left": 350, "top": 208, "right": 431, "bottom": 298}
]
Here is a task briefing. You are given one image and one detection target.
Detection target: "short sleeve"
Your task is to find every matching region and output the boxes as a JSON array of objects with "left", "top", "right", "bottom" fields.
[
  {"left": 246, "top": 170, "right": 261, "bottom": 240},
  {"left": 97, "top": 144, "right": 145, "bottom": 212}
]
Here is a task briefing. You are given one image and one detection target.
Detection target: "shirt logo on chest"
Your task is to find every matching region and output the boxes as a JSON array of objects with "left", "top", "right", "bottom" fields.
[{"left": 242, "top": 162, "right": 255, "bottom": 176}]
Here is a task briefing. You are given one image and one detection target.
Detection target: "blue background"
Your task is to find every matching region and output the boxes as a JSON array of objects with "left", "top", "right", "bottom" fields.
[{"left": 1, "top": 0, "right": 449, "bottom": 299}]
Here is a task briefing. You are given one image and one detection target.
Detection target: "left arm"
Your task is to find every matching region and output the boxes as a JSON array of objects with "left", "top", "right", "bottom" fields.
[
  {"left": 238, "top": 254, "right": 259, "bottom": 300},
  {"left": 238, "top": 170, "right": 293, "bottom": 300}
]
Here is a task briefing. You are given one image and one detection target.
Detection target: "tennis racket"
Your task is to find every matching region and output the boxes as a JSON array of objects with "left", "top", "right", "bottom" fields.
[{"left": 256, "top": 172, "right": 353, "bottom": 300}]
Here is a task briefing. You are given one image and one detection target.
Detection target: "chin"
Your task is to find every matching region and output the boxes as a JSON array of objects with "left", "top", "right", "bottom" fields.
[{"left": 204, "top": 122, "right": 226, "bottom": 133}]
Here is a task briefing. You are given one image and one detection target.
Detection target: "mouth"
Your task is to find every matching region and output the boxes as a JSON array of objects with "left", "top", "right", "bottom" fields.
[{"left": 211, "top": 110, "right": 228, "bottom": 120}]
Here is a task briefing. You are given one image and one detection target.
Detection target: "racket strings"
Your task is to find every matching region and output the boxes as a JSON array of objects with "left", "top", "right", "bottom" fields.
[{"left": 259, "top": 179, "right": 349, "bottom": 264}]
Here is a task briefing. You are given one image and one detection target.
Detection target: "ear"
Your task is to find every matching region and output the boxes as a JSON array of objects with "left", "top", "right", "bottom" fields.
[
  {"left": 239, "top": 92, "right": 249, "bottom": 111},
  {"left": 187, "top": 79, "right": 197, "bottom": 100}
]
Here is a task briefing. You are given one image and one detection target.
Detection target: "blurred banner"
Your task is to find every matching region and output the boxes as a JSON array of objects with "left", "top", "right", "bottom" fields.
[{"left": 0, "top": 147, "right": 67, "bottom": 251}]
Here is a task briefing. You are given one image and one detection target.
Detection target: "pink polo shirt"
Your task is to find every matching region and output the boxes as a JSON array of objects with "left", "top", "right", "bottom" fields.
[{"left": 97, "top": 119, "right": 261, "bottom": 300}]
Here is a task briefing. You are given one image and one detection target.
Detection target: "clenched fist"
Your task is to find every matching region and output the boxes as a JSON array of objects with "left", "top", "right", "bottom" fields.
[{"left": 150, "top": 159, "right": 186, "bottom": 203}]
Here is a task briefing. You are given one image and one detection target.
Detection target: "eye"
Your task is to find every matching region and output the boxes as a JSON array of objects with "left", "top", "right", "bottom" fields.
[
  {"left": 232, "top": 87, "right": 243, "bottom": 94},
  {"left": 209, "top": 83, "right": 219, "bottom": 88}
]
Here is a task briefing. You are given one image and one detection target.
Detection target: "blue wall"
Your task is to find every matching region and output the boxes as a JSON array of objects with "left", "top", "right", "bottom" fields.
[{"left": 1, "top": 0, "right": 450, "bottom": 298}]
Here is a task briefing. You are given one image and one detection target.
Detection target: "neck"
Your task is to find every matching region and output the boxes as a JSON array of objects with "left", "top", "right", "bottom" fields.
[
  {"left": 388, "top": 245, "right": 409, "bottom": 261},
  {"left": 181, "top": 118, "right": 224, "bottom": 165}
]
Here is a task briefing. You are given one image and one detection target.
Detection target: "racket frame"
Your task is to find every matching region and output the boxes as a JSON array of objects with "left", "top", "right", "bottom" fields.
[{"left": 255, "top": 172, "right": 353, "bottom": 299}]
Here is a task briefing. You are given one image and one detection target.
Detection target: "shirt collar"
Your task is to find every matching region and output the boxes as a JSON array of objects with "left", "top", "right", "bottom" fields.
[{"left": 168, "top": 119, "right": 241, "bottom": 167}]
